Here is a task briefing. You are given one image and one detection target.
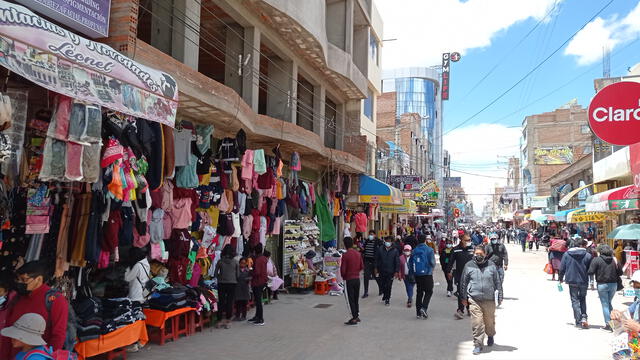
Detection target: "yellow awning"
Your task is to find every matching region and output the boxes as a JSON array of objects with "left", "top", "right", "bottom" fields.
[
  {"left": 559, "top": 183, "right": 593, "bottom": 207},
  {"left": 380, "top": 199, "right": 418, "bottom": 214}
]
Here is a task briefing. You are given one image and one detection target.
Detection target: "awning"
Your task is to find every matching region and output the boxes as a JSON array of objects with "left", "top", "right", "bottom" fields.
[
  {"left": 559, "top": 183, "right": 593, "bottom": 207},
  {"left": 567, "top": 208, "right": 610, "bottom": 223},
  {"left": 0, "top": 1, "right": 178, "bottom": 126},
  {"left": 585, "top": 185, "right": 640, "bottom": 212},
  {"left": 358, "top": 175, "right": 403, "bottom": 205},
  {"left": 380, "top": 199, "right": 417, "bottom": 214},
  {"left": 554, "top": 208, "right": 581, "bottom": 222},
  {"left": 514, "top": 209, "right": 531, "bottom": 217}
]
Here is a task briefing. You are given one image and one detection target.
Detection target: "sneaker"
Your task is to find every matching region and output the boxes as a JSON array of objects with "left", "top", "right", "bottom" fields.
[
  {"left": 447, "top": 291, "right": 452, "bottom": 297},
  {"left": 126, "top": 344, "right": 140, "bottom": 353},
  {"left": 416, "top": 315, "right": 423, "bottom": 320},
  {"left": 406, "top": 301, "right": 412, "bottom": 308},
  {"left": 253, "top": 320, "right": 265, "bottom": 326},
  {"left": 487, "top": 336, "right": 494, "bottom": 346},
  {"left": 454, "top": 310, "right": 464, "bottom": 320},
  {"left": 581, "top": 319, "right": 589, "bottom": 329},
  {"left": 362, "top": 293, "right": 369, "bottom": 299},
  {"left": 384, "top": 300, "right": 390, "bottom": 306},
  {"left": 344, "top": 319, "right": 358, "bottom": 326},
  {"left": 472, "top": 346, "right": 482, "bottom": 355},
  {"left": 247, "top": 317, "right": 257, "bottom": 322},
  {"left": 420, "top": 308, "right": 428, "bottom": 319},
  {"left": 354, "top": 317, "right": 361, "bottom": 323}
]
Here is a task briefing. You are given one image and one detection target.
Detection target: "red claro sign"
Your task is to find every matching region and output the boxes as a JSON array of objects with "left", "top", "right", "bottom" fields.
[{"left": 589, "top": 81, "right": 640, "bottom": 145}]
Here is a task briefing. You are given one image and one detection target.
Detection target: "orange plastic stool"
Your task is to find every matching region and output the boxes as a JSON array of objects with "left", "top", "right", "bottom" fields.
[{"left": 314, "top": 280, "right": 328, "bottom": 295}]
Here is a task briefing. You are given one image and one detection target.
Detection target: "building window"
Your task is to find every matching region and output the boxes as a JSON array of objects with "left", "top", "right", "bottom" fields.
[
  {"left": 364, "top": 89, "right": 373, "bottom": 120},
  {"left": 583, "top": 145, "right": 592, "bottom": 154},
  {"left": 369, "top": 35, "right": 379, "bottom": 65},
  {"left": 581, "top": 125, "right": 591, "bottom": 134}
]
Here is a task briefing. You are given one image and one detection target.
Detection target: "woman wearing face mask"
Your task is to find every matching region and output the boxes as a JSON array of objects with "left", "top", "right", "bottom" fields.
[
  {"left": 398, "top": 245, "right": 415, "bottom": 308},
  {"left": 440, "top": 239, "right": 455, "bottom": 297},
  {"left": 459, "top": 246, "right": 503, "bottom": 355}
]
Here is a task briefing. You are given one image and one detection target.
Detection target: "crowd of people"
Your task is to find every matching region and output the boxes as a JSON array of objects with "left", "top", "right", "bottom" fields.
[{"left": 340, "top": 224, "right": 507, "bottom": 355}]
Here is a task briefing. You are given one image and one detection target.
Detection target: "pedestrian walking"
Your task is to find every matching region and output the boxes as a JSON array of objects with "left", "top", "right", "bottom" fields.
[
  {"left": 588, "top": 244, "right": 621, "bottom": 331},
  {"left": 214, "top": 244, "right": 239, "bottom": 329},
  {"left": 399, "top": 245, "right": 415, "bottom": 308},
  {"left": 485, "top": 233, "right": 508, "bottom": 286},
  {"left": 559, "top": 238, "right": 593, "bottom": 329},
  {"left": 341, "top": 237, "right": 364, "bottom": 325},
  {"left": 460, "top": 246, "right": 503, "bottom": 355},
  {"left": 361, "top": 230, "right": 381, "bottom": 298},
  {"left": 440, "top": 239, "right": 455, "bottom": 297},
  {"left": 375, "top": 237, "right": 400, "bottom": 306},
  {"left": 447, "top": 235, "right": 475, "bottom": 319},
  {"left": 249, "top": 243, "right": 268, "bottom": 326},
  {"left": 548, "top": 238, "right": 567, "bottom": 281},
  {"left": 409, "top": 235, "right": 436, "bottom": 319},
  {"left": 517, "top": 228, "right": 528, "bottom": 253}
]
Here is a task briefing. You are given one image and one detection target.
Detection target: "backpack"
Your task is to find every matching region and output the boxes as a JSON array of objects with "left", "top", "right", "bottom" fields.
[
  {"left": 412, "top": 246, "right": 431, "bottom": 275},
  {"left": 24, "top": 346, "right": 78, "bottom": 360},
  {"left": 44, "top": 290, "right": 77, "bottom": 351}
]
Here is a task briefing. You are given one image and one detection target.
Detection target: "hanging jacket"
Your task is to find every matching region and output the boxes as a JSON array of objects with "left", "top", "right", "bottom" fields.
[
  {"left": 314, "top": 194, "right": 335, "bottom": 242},
  {"left": 219, "top": 137, "right": 239, "bottom": 161}
]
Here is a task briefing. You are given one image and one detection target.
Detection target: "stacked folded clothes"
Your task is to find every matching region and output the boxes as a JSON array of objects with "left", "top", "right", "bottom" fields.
[
  {"left": 148, "top": 287, "right": 187, "bottom": 311},
  {"left": 74, "top": 297, "right": 146, "bottom": 342}
]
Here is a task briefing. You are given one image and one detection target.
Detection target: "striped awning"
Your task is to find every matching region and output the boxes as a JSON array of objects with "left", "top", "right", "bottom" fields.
[{"left": 585, "top": 185, "right": 640, "bottom": 212}]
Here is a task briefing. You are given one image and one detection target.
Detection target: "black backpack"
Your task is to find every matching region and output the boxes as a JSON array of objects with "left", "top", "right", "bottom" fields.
[{"left": 44, "top": 289, "right": 77, "bottom": 351}]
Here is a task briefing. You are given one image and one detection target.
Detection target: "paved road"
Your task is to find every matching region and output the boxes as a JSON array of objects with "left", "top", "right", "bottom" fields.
[{"left": 131, "top": 244, "right": 624, "bottom": 360}]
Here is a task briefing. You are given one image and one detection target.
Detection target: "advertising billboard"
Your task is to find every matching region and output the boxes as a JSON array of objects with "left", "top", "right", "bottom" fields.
[{"left": 534, "top": 146, "right": 574, "bottom": 165}]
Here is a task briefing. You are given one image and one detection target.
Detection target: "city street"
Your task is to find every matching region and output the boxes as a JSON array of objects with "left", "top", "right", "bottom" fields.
[{"left": 132, "top": 244, "right": 624, "bottom": 360}]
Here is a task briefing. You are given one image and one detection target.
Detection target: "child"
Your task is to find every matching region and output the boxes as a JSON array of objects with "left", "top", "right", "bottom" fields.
[
  {"left": 1, "top": 313, "right": 51, "bottom": 360},
  {"left": 234, "top": 257, "right": 252, "bottom": 321}
]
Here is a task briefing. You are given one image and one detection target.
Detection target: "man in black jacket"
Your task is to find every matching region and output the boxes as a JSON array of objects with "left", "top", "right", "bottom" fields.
[
  {"left": 361, "top": 230, "right": 382, "bottom": 298},
  {"left": 486, "top": 233, "right": 509, "bottom": 286},
  {"left": 447, "top": 235, "right": 475, "bottom": 319},
  {"left": 376, "top": 237, "right": 400, "bottom": 306}
]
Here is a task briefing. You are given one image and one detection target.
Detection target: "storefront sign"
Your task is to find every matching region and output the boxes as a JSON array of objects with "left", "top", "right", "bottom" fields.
[
  {"left": 0, "top": 1, "right": 178, "bottom": 126},
  {"left": 16, "top": 0, "right": 111, "bottom": 38},
  {"left": 589, "top": 81, "right": 640, "bottom": 145},
  {"left": 534, "top": 146, "right": 574, "bottom": 165},
  {"left": 570, "top": 212, "right": 607, "bottom": 223},
  {"left": 416, "top": 201, "right": 437, "bottom": 207},
  {"left": 441, "top": 53, "right": 450, "bottom": 100},
  {"left": 610, "top": 199, "right": 639, "bottom": 211},
  {"left": 389, "top": 175, "right": 422, "bottom": 192},
  {"left": 443, "top": 176, "right": 461, "bottom": 188}
]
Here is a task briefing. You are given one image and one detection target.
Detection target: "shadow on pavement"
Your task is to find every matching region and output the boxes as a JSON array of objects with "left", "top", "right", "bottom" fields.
[
  {"left": 488, "top": 344, "right": 518, "bottom": 352},
  {"left": 502, "top": 297, "right": 519, "bottom": 301}
]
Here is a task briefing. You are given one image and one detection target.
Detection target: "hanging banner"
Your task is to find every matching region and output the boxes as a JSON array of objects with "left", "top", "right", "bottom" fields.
[
  {"left": 568, "top": 212, "right": 607, "bottom": 223},
  {"left": 0, "top": 1, "right": 178, "bottom": 126},
  {"left": 441, "top": 53, "right": 450, "bottom": 100},
  {"left": 15, "top": 0, "right": 111, "bottom": 38},
  {"left": 534, "top": 146, "right": 574, "bottom": 165}
]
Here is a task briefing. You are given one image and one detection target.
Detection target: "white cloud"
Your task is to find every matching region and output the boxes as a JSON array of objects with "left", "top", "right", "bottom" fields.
[
  {"left": 443, "top": 123, "right": 521, "bottom": 215},
  {"left": 565, "top": 1, "right": 640, "bottom": 65},
  {"left": 377, "top": 0, "right": 560, "bottom": 69}
]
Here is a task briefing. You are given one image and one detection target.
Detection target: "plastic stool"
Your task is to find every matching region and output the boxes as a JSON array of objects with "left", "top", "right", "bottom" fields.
[{"left": 314, "top": 281, "right": 328, "bottom": 295}]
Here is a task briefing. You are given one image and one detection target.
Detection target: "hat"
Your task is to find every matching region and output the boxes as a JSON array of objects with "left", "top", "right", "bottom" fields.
[
  {"left": 403, "top": 245, "right": 412, "bottom": 251},
  {"left": 632, "top": 270, "right": 640, "bottom": 284},
  {"left": 489, "top": 233, "right": 498, "bottom": 240},
  {"left": 101, "top": 138, "right": 124, "bottom": 167},
  {"left": 0, "top": 313, "right": 46, "bottom": 346}
]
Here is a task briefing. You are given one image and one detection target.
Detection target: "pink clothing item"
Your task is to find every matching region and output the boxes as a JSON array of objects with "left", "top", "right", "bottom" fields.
[
  {"left": 161, "top": 181, "right": 174, "bottom": 212},
  {"left": 162, "top": 212, "right": 173, "bottom": 239},
  {"left": 133, "top": 211, "right": 152, "bottom": 247},
  {"left": 309, "top": 184, "right": 316, "bottom": 203},
  {"left": 271, "top": 216, "right": 281, "bottom": 235},
  {"left": 150, "top": 242, "right": 163, "bottom": 261},
  {"left": 218, "top": 193, "right": 230, "bottom": 213},
  {"left": 48, "top": 95, "right": 72, "bottom": 140},
  {"left": 354, "top": 213, "right": 368, "bottom": 233},
  {"left": 242, "top": 214, "right": 253, "bottom": 239},
  {"left": 171, "top": 198, "right": 193, "bottom": 229},
  {"left": 241, "top": 150, "right": 254, "bottom": 180},
  {"left": 189, "top": 263, "right": 202, "bottom": 287},
  {"left": 98, "top": 250, "right": 110, "bottom": 269},
  {"left": 65, "top": 142, "right": 84, "bottom": 181}
]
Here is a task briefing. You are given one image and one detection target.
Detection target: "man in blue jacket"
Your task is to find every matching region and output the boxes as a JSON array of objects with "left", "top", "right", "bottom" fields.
[
  {"left": 375, "top": 237, "right": 400, "bottom": 306},
  {"left": 559, "top": 238, "right": 593, "bottom": 329},
  {"left": 409, "top": 234, "right": 436, "bottom": 319}
]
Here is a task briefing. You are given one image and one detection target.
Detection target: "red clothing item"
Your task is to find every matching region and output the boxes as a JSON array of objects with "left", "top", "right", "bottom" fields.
[
  {"left": 340, "top": 249, "right": 364, "bottom": 281},
  {"left": 252, "top": 255, "right": 268, "bottom": 286},
  {"left": 1, "top": 285, "right": 69, "bottom": 360},
  {"left": 354, "top": 213, "right": 367, "bottom": 233}
]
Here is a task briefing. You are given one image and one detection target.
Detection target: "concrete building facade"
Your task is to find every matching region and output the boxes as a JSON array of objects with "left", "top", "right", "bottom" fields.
[
  {"left": 104, "top": 0, "right": 383, "bottom": 175},
  {"left": 520, "top": 102, "right": 591, "bottom": 208}
]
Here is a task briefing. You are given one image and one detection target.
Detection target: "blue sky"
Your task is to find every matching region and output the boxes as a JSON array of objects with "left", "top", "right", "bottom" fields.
[{"left": 377, "top": 0, "right": 640, "bottom": 212}]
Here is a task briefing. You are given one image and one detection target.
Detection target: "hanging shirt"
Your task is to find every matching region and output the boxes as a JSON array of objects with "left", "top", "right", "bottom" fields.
[{"left": 354, "top": 213, "right": 368, "bottom": 233}]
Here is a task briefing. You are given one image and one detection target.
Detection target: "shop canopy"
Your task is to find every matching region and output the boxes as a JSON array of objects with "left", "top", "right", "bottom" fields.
[
  {"left": 379, "top": 199, "right": 417, "bottom": 214},
  {"left": 554, "top": 208, "right": 581, "bottom": 222},
  {"left": 531, "top": 209, "right": 555, "bottom": 224},
  {"left": 585, "top": 185, "right": 640, "bottom": 212},
  {"left": 567, "top": 208, "right": 609, "bottom": 223},
  {"left": 358, "top": 175, "right": 403, "bottom": 205},
  {"left": 559, "top": 183, "right": 593, "bottom": 207},
  {"left": 0, "top": 1, "right": 178, "bottom": 126}
]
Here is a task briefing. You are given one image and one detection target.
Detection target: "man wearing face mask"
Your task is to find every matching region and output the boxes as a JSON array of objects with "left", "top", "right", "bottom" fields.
[
  {"left": 375, "top": 236, "right": 400, "bottom": 306},
  {"left": 0, "top": 262, "right": 69, "bottom": 360},
  {"left": 460, "top": 246, "right": 503, "bottom": 355},
  {"left": 440, "top": 239, "right": 455, "bottom": 297},
  {"left": 485, "top": 233, "right": 509, "bottom": 286},
  {"left": 361, "top": 230, "right": 382, "bottom": 298},
  {"left": 447, "top": 235, "right": 475, "bottom": 319}
]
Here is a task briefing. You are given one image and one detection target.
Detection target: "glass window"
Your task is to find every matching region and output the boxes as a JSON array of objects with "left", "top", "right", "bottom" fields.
[
  {"left": 583, "top": 145, "right": 592, "bottom": 154},
  {"left": 581, "top": 125, "right": 591, "bottom": 134},
  {"left": 369, "top": 35, "right": 378, "bottom": 65},
  {"left": 363, "top": 89, "right": 373, "bottom": 120}
]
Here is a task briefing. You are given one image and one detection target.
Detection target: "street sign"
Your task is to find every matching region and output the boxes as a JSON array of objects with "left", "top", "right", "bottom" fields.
[{"left": 588, "top": 81, "right": 640, "bottom": 145}]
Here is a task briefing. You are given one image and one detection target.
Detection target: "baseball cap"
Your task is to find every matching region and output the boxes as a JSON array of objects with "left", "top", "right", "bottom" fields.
[{"left": 403, "top": 245, "right": 412, "bottom": 251}]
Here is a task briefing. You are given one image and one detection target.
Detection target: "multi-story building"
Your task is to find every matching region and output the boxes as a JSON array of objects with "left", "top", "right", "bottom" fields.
[
  {"left": 381, "top": 67, "right": 444, "bottom": 185},
  {"left": 106, "top": 0, "right": 382, "bottom": 177},
  {"left": 520, "top": 102, "right": 591, "bottom": 208}
]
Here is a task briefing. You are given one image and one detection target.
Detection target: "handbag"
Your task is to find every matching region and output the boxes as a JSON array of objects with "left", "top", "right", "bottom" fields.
[{"left": 544, "top": 263, "right": 554, "bottom": 275}]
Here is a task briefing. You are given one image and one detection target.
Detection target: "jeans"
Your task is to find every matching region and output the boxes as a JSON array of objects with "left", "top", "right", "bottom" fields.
[
  {"left": 404, "top": 278, "right": 415, "bottom": 301},
  {"left": 521, "top": 241, "right": 527, "bottom": 252},
  {"left": 415, "top": 275, "right": 434, "bottom": 315},
  {"left": 252, "top": 285, "right": 265, "bottom": 321},
  {"left": 217, "top": 283, "right": 236, "bottom": 320},
  {"left": 363, "top": 259, "right": 379, "bottom": 295},
  {"left": 379, "top": 273, "right": 394, "bottom": 301},
  {"left": 442, "top": 266, "right": 453, "bottom": 291},
  {"left": 496, "top": 267, "right": 505, "bottom": 303},
  {"left": 345, "top": 279, "right": 360, "bottom": 319},
  {"left": 597, "top": 282, "right": 617, "bottom": 324},
  {"left": 569, "top": 284, "right": 588, "bottom": 324}
]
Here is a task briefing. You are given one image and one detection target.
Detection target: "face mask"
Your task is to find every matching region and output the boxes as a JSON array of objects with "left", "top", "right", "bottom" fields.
[
  {"left": 0, "top": 296, "right": 6, "bottom": 306},
  {"left": 404, "top": 251, "right": 411, "bottom": 256},
  {"left": 16, "top": 282, "right": 30, "bottom": 296},
  {"left": 369, "top": 235, "right": 374, "bottom": 240},
  {"left": 491, "top": 239, "right": 498, "bottom": 244},
  {"left": 474, "top": 255, "right": 486, "bottom": 264},
  {"left": 446, "top": 244, "right": 453, "bottom": 248},
  {"left": 384, "top": 241, "right": 392, "bottom": 248}
]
